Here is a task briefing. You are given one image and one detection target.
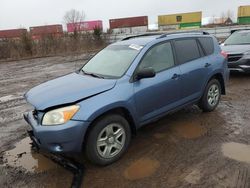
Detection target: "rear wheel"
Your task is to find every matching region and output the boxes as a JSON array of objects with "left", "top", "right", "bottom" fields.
[
  {"left": 199, "top": 79, "right": 221, "bottom": 112},
  {"left": 85, "top": 114, "right": 131, "bottom": 166}
]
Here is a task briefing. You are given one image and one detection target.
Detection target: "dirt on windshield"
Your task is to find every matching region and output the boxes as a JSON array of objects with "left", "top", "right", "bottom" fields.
[{"left": 0, "top": 56, "right": 250, "bottom": 188}]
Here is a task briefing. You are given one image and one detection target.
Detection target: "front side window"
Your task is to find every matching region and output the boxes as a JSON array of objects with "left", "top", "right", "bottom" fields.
[
  {"left": 138, "top": 42, "right": 175, "bottom": 72},
  {"left": 174, "top": 39, "right": 200, "bottom": 64},
  {"left": 82, "top": 44, "right": 141, "bottom": 78}
]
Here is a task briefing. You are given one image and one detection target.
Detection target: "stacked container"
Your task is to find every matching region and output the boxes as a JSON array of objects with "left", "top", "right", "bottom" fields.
[
  {"left": 29, "top": 25, "right": 63, "bottom": 40},
  {"left": 67, "top": 20, "right": 103, "bottom": 33},
  {"left": 158, "top": 11, "right": 202, "bottom": 30},
  {"left": 238, "top": 5, "right": 250, "bottom": 24},
  {"left": 0, "top": 29, "right": 27, "bottom": 39},
  {"left": 109, "top": 16, "right": 148, "bottom": 34}
]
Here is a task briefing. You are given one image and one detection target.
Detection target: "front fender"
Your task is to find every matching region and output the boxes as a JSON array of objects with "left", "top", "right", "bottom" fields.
[
  {"left": 72, "top": 81, "right": 139, "bottom": 127},
  {"left": 88, "top": 101, "right": 138, "bottom": 125}
]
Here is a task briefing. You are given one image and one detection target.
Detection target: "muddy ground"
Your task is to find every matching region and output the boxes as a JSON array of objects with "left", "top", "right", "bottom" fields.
[{"left": 0, "top": 56, "right": 250, "bottom": 188}]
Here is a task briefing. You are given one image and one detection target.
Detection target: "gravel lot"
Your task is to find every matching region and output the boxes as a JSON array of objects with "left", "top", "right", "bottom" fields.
[{"left": 0, "top": 56, "right": 249, "bottom": 188}]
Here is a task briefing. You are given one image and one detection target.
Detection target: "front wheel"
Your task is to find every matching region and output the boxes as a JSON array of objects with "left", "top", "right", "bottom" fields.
[
  {"left": 199, "top": 79, "right": 221, "bottom": 112},
  {"left": 85, "top": 114, "right": 131, "bottom": 166}
]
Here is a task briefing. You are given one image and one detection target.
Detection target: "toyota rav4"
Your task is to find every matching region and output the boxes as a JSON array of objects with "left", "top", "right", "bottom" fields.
[{"left": 24, "top": 31, "right": 229, "bottom": 166}]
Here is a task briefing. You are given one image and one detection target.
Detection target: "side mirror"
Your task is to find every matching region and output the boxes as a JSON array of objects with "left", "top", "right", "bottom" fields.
[{"left": 136, "top": 67, "right": 156, "bottom": 80}]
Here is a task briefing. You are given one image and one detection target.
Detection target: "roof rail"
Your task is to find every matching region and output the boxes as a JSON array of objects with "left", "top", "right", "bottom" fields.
[
  {"left": 121, "top": 30, "right": 210, "bottom": 41},
  {"left": 121, "top": 32, "right": 164, "bottom": 41},
  {"left": 157, "top": 30, "right": 210, "bottom": 39}
]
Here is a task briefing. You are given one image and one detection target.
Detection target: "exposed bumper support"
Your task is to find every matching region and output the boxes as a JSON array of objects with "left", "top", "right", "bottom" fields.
[{"left": 27, "top": 131, "right": 84, "bottom": 188}]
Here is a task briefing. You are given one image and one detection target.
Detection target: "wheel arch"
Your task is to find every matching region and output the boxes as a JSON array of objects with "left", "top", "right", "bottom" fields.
[
  {"left": 82, "top": 106, "right": 137, "bottom": 149},
  {"left": 205, "top": 72, "right": 226, "bottom": 95},
  {"left": 209, "top": 73, "right": 226, "bottom": 95}
]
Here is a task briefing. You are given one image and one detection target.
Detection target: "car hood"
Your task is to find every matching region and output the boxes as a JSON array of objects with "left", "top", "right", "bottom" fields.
[
  {"left": 25, "top": 72, "right": 116, "bottom": 110},
  {"left": 221, "top": 44, "right": 250, "bottom": 54}
]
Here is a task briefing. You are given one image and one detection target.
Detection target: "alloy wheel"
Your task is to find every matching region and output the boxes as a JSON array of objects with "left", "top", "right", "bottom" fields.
[
  {"left": 96, "top": 123, "right": 126, "bottom": 159},
  {"left": 207, "top": 84, "right": 220, "bottom": 107}
]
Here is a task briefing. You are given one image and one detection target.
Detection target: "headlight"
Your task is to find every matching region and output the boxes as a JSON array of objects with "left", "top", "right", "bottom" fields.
[{"left": 42, "top": 105, "right": 80, "bottom": 126}]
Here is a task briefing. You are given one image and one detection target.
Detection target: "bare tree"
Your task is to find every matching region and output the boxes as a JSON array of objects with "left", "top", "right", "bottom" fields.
[
  {"left": 217, "top": 10, "right": 234, "bottom": 25},
  {"left": 210, "top": 15, "right": 216, "bottom": 25},
  {"left": 63, "top": 9, "right": 85, "bottom": 41},
  {"left": 220, "top": 12, "right": 226, "bottom": 23},
  {"left": 226, "top": 9, "right": 234, "bottom": 20},
  {"left": 63, "top": 9, "right": 85, "bottom": 24}
]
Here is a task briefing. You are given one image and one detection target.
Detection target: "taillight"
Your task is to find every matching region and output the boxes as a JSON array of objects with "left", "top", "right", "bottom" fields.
[{"left": 221, "top": 51, "right": 228, "bottom": 59}]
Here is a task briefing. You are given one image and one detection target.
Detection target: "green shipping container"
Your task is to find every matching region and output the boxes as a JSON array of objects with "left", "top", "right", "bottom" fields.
[
  {"left": 180, "top": 22, "right": 201, "bottom": 29},
  {"left": 238, "top": 17, "right": 250, "bottom": 24}
]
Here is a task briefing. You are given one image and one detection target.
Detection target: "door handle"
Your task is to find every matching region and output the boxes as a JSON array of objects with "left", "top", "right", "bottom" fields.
[
  {"left": 171, "top": 73, "right": 180, "bottom": 80},
  {"left": 205, "top": 63, "right": 211, "bottom": 68}
]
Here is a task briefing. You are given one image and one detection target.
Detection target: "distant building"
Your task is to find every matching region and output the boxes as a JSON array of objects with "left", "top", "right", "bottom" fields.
[
  {"left": 224, "top": 18, "right": 233, "bottom": 25},
  {"left": 67, "top": 20, "right": 103, "bottom": 33},
  {"left": 29, "top": 24, "right": 63, "bottom": 40},
  {"left": 0, "top": 29, "right": 27, "bottom": 40},
  {"left": 109, "top": 16, "right": 148, "bottom": 34},
  {"left": 238, "top": 5, "right": 250, "bottom": 24},
  {"left": 158, "top": 11, "right": 202, "bottom": 30},
  {"left": 213, "top": 17, "right": 227, "bottom": 24}
]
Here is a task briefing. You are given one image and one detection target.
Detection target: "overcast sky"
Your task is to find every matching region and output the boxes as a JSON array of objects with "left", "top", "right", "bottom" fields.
[{"left": 0, "top": 0, "right": 249, "bottom": 30}]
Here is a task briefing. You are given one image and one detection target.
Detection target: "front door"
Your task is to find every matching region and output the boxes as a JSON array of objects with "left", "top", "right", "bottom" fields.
[{"left": 133, "top": 42, "right": 182, "bottom": 123}]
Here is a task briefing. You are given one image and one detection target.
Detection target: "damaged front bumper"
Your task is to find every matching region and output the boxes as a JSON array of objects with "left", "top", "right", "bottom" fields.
[{"left": 23, "top": 111, "right": 90, "bottom": 153}]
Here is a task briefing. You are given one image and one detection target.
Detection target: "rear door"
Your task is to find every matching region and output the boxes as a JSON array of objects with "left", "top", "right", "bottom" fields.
[
  {"left": 173, "top": 38, "right": 212, "bottom": 102},
  {"left": 133, "top": 41, "right": 182, "bottom": 123}
]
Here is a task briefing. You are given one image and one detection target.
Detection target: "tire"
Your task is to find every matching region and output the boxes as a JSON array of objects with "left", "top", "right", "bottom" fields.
[
  {"left": 199, "top": 79, "right": 221, "bottom": 112},
  {"left": 85, "top": 114, "right": 131, "bottom": 166}
]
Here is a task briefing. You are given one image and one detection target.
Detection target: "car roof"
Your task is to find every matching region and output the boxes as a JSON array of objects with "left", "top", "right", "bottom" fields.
[
  {"left": 235, "top": 30, "right": 250, "bottom": 33},
  {"left": 114, "top": 31, "right": 211, "bottom": 46}
]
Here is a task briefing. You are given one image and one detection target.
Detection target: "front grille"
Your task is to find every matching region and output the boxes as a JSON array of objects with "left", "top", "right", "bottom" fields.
[{"left": 228, "top": 54, "right": 243, "bottom": 62}]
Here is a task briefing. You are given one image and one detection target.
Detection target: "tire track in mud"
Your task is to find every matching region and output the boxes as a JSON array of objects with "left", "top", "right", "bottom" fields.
[
  {"left": 236, "top": 167, "right": 249, "bottom": 188},
  {"left": 0, "top": 94, "right": 27, "bottom": 125},
  {"left": 0, "top": 56, "right": 86, "bottom": 156},
  {"left": 1, "top": 60, "right": 250, "bottom": 188}
]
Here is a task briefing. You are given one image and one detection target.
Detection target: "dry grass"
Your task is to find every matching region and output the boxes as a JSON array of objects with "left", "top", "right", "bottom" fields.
[{"left": 0, "top": 32, "right": 110, "bottom": 60}]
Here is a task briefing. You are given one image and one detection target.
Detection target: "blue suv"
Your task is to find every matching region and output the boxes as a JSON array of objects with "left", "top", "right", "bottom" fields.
[{"left": 24, "top": 31, "right": 229, "bottom": 165}]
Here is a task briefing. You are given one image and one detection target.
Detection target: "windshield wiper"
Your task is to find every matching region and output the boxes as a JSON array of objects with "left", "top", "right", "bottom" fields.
[{"left": 81, "top": 70, "right": 105, "bottom": 79}]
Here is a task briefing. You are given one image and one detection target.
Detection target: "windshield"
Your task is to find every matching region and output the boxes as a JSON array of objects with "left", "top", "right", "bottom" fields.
[
  {"left": 81, "top": 44, "right": 142, "bottom": 78},
  {"left": 224, "top": 31, "right": 250, "bottom": 45}
]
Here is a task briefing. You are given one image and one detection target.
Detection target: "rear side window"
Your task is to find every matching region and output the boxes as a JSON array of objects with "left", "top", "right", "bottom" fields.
[
  {"left": 174, "top": 39, "right": 200, "bottom": 64},
  {"left": 198, "top": 37, "right": 214, "bottom": 55}
]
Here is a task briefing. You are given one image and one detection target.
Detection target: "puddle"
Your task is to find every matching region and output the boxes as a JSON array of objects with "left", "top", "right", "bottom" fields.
[
  {"left": 124, "top": 158, "right": 160, "bottom": 180},
  {"left": 184, "top": 169, "right": 201, "bottom": 184},
  {"left": 3, "top": 137, "right": 59, "bottom": 172},
  {"left": 171, "top": 120, "right": 206, "bottom": 139},
  {"left": 222, "top": 142, "right": 250, "bottom": 163}
]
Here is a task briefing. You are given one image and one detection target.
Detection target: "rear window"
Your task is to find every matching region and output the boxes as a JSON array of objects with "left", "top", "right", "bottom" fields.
[
  {"left": 198, "top": 37, "right": 214, "bottom": 55},
  {"left": 174, "top": 39, "right": 200, "bottom": 64}
]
